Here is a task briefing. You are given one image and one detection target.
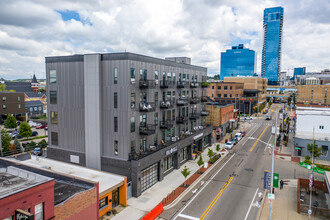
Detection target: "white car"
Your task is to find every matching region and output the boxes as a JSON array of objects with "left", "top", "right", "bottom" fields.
[
  {"left": 244, "top": 116, "right": 253, "bottom": 120},
  {"left": 225, "top": 141, "right": 234, "bottom": 150}
]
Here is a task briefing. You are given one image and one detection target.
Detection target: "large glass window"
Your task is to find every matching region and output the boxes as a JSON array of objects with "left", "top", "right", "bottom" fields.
[
  {"left": 131, "top": 68, "right": 135, "bottom": 84},
  {"left": 114, "top": 117, "right": 118, "bottom": 132},
  {"left": 51, "top": 132, "right": 58, "bottom": 146},
  {"left": 114, "top": 140, "right": 118, "bottom": 156},
  {"left": 163, "top": 154, "right": 174, "bottom": 172},
  {"left": 50, "top": 91, "right": 57, "bottom": 104},
  {"left": 130, "top": 116, "right": 135, "bottom": 132},
  {"left": 114, "top": 92, "right": 118, "bottom": 108},
  {"left": 50, "top": 70, "right": 56, "bottom": 84},
  {"left": 140, "top": 163, "right": 158, "bottom": 192},
  {"left": 131, "top": 140, "right": 136, "bottom": 153},
  {"left": 99, "top": 196, "right": 108, "bottom": 210},
  {"left": 2, "top": 96, "right": 6, "bottom": 101},
  {"left": 51, "top": 111, "right": 58, "bottom": 124},
  {"left": 114, "top": 68, "right": 118, "bottom": 84},
  {"left": 155, "top": 92, "right": 158, "bottom": 106},
  {"left": 155, "top": 71, "right": 159, "bottom": 84},
  {"left": 18, "top": 96, "right": 21, "bottom": 101},
  {"left": 131, "top": 93, "right": 135, "bottom": 109},
  {"left": 34, "top": 203, "right": 44, "bottom": 220}
]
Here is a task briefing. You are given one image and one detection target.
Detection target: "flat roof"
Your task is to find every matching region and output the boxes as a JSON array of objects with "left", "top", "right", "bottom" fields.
[
  {"left": 296, "top": 108, "right": 330, "bottom": 116},
  {"left": 295, "top": 131, "right": 330, "bottom": 141},
  {"left": 0, "top": 166, "right": 53, "bottom": 199},
  {"left": 20, "top": 156, "right": 125, "bottom": 195}
]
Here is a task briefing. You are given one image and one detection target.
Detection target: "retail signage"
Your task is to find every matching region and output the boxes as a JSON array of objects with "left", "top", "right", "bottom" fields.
[
  {"left": 193, "top": 133, "right": 203, "bottom": 140},
  {"left": 15, "top": 209, "right": 34, "bottom": 220},
  {"left": 264, "top": 170, "right": 271, "bottom": 190},
  {"left": 165, "top": 146, "right": 178, "bottom": 156}
]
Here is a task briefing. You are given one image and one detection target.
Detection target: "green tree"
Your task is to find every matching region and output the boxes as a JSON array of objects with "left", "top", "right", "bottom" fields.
[
  {"left": 4, "top": 115, "right": 17, "bottom": 129},
  {"left": 307, "top": 140, "right": 323, "bottom": 160},
  {"left": 197, "top": 155, "right": 204, "bottom": 166},
  {"left": 216, "top": 144, "right": 220, "bottom": 151},
  {"left": 37, "top": 139, "right": 48, "bottom": 149},
  {"left": 19, "top": 122, "right": 32, "bottom": 139},
  {"left": 0, "top": 83, "right": 6, "bottom": 91},
  {"left": 181, "top": 165, "right": 191, "bottom": 187},
  {"left": 14, "top": 138, "right": 21, "bottom": 153},
  {"left": 207, "top": 148, "right": 214, "bottom": 159},
  {"left": 1, "top": 129, "right": 12, "bottom": 154}
]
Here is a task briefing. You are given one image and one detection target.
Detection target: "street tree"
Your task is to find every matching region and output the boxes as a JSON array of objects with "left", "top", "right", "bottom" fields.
[
  {"left": 1, "top": 129, "right": 12, "bottom": 153},
  {"left": 14, "top": 138, "right": 22, "bottom": 153},
  {"left": 181, "top": 165, "right": 191, "bottom": 187},
  {"left": 197, "top": 155, "right": 204, "bottom": 166},
  {"left": 307, "top": 140, "right": 323, "bottom": 160},
  {"left": 207, "top": 148, "right": 214, "bottom": 159},
  {"left": 4, "top": 115, "right": 17, "bottom": 129},
  {"left": 19, "top": 122, "right": 32, "bottom": 139},
  {"left": 216, "top": 144, "right": 220, "bottom": 151}
]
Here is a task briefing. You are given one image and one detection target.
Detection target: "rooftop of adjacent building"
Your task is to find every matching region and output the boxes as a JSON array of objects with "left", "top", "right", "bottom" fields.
[
  {"left": 4, "top": 81, "right": 35, "bottom": 93},
  {"left": 0, "top": 166, "right": 53, "bottom": 200},
  {"left": 19, "top": 155, "right": 126, "bottom": 195},
  {"left": 296, "top": 106, "right": 330, "bottom": 115},
  {"left": 45, "top": 52, "right": 206, "bottom": 71},
  {"left": 295, "top": 131, "right": 330, "bottom": 142},
  {"left": 25, "top": 100, "right": 44, "bottom": 107}
]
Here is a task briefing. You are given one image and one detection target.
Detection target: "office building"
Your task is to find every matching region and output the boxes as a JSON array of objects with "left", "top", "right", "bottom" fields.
[
  {"left": 294, "top": 67, "right": 306, "bottom": 77},
  {"left": 45, "top": 52, "right": 211, "bottom": 197},
  {"left": 220, "top": 44, "right": 256, "bottom": 80},
  {"left": 297, "top": 85, "right": 330, "bottom": 106},
  {"left": 0, "top": 92, "right": 26, "bottom": 116},
  {"left": 262, "top": 7, "right": 284, "bottom": 85}
]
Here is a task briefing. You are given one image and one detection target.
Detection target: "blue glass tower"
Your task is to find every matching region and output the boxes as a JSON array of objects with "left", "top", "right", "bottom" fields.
[
  {"left": 220, "top": 44, "right": 256, "bottom": 80},
  {"left": 262, "top": 7, "right": 284, "bottom": 85},
  {"left": 294, "top": 67, "right": 306, "bottom": 77}
]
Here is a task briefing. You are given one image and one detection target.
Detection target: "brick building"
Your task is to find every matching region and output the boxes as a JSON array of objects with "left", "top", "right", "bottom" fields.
[{"left": 297, "top": 85, "right": 330, "bottom": 107}]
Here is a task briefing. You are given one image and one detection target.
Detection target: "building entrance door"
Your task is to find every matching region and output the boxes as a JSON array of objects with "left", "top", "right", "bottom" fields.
[{"left": 112, "top": 188, "right": 119, "bottom": 208}]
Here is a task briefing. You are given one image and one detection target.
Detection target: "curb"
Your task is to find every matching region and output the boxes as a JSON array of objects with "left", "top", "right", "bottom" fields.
[
  {"left": 163, "top": 149, "right": 230, "bottom": 210},
  {"left": 256, "top": 189, "right": 268, "bottom": 220}
]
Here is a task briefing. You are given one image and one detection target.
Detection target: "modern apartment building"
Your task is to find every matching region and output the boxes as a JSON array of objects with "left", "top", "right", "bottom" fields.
[
  {"left": 220, "top": 44, "right": 256, "bottom": 80},
  {"left": 45, "top": 52, "right": 211, "bottom": 197},
  {"left": 0, "top": 92, "right": 26, "bottom": 116},
  {"left": 262, "top": 7, "right": 284, "bottom": 85}
]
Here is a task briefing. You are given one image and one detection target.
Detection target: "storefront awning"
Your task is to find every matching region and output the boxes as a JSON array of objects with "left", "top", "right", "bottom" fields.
[{"left": 229, "top": 118, "right": 236, "bottom": 122}]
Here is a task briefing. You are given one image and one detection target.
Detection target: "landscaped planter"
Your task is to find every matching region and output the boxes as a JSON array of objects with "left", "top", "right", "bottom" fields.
[{"left": 209, "top": 154, "right": 221, "bottom": 164}]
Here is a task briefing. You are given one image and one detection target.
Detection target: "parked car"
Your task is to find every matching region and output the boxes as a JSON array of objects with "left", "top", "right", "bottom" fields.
[
  {"left": 22, "top": 142, "right": 30, "bottom": 148},
  {"left": 265, "top": 115, "right": 272, "bottom": 120},
  {"left": 225, "top": 142, "right": 234, "bottom": 150},
  {"left": 235, "top": 133, "right": 242, "bottom": 141},
  {"left": 279, "top": 108, "right": 283, "bottom": 113},
  {"left": 33, "top": 147, "right": 42, "bottom": 156},
  {"left": 12, "top": 133, "right": 21, "bottom": 139},
  {"left": 240, "top": 131, "right": 246, "bottom": 137},
  {"left": 28, "top": 121, "right": 38, "bottom": 127},
  {"left": 45, "top": 126, "right": 48, "bottom": 131},
  {"left": 31, "top": 131, "right": 38, "bottom": 137},
  {"left": 231, "top": 138, "right": 238, "bottom": 145},
  {"left": 36, "top": 124, "right": 47, "bottom": 129},
  {"left": 244, "top": 116, "right": 253, "bottom": 120}
]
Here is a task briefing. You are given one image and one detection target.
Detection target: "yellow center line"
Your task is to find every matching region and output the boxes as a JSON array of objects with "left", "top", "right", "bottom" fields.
[
  {"left": 200, "top": 176, "right": 234, "bottom": 220},
  {"left": 249, "top": 125, "right": 269, "bottom": 152}
]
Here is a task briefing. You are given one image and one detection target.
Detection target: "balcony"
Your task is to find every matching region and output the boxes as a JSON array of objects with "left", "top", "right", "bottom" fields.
[
  {"left": 139, "top": 102, "right": 156, "bottom": 112},
  {"left": 176, "top": 116, "right": 188, "bottom": 124},
  {"left": 201, "top": 82, "right": 210, "bottom": 88},
  {"left": 201, "top": 110, "right": 209, "bottom": 116},
  {"left": 176, "top": 98, "right": 188, "bottom": 106},
  {"left": 160, "top": 100, "right": 174, "bottom": 109},
  {"left": 189, "top": 113, "right": 200, "bottom": 119},
  {"left": 139, "top": 79, "right": 156, "bottom": 89},
  {"left": 190, "top": 97, "right": 200, "bottom": 104},
  {"left": 160, "top": 80, "right": 173, "bottom": 88},
  {"left": 159, "top": 120, "right": 174, "bottom": 129},
  {"left": 190, "top": 82, "right": 199, "bottom": 88},
  {"left": 177, "top": 81, "right": 187, "bottom": 89},
  {"left": 139, "top": 123, "right": 156, "bottom": 135},
  {"left": 201, "top": 96, "right": 208, "bottom": 102}
]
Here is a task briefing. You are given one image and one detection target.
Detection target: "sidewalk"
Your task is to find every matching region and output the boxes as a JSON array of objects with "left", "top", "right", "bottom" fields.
[
  {"left": 112, "top": 143, "right": 228, "bottom": 220},
  {"left": 259, "top": 179, "right": 322, "bottom": 220}
]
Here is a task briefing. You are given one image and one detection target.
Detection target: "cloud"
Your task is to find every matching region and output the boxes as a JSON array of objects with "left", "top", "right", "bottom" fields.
[{"left": 0, "top": 0, "right": 329, "bottom": 79}]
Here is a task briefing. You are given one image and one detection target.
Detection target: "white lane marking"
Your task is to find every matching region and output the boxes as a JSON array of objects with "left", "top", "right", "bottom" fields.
[
  {"left": 173, "top": 153, "right": 236, "bottom": 220},
  {"left": 177, "top": 213, "right": 200, "bottom": 220},
  {"left": 264, "top": 131, "right": 273, "bottom": 151},
  {"left": 244, "top": 187, "right": 259, "bottom": 220},
  {"left": 241, "top": 123, "right": 262, "bottom": 147}
]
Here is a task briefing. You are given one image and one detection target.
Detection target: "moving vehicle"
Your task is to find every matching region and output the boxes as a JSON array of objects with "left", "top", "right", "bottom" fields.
[
  {"left": 235, "top": 133, "right": 242, "bottom": 141},
  {"left": 244, "top": 116, "right": 253, "bottom": 120},
  {"left": 225, "top": 142, "right": 234, "bottom": 149},
  {"left": 265, "top": 115, "right": 272, "bottom": 120},
  {"left": 240, "top": 131, "right": 246, "bottom": 137}
]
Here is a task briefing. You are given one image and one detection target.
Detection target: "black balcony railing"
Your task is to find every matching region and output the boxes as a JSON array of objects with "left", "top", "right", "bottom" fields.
[
  {"left": 177, "top": 81, "right": 186, "bottom": 88},
  {"left": 189, "top": 113, "right": 200, "bottom": 119},
  {"left": 201, "top": 96, "right": 208, "bottom": 102},
  {"left": 201, "top": 110, "right": 209, "bottom": 116},
  {"left": 160, "top": 100, "right": 174, "bottom": 109},
  {"left": 190, "top": 97, "right": 200, "bottom": 104},
  {"left": 139, "top": 79, "right": 156, "bottom": 89},
  {"left": 190, "top": 82, "right": 199, "bottom": 88},
  {"left": 139, "top": 123, "right": 156, "bottom": 135},
  {"left": 139, "top": 102, "right": 156, "bottom": 112},
  {"left": 159, "top": 120, "right": 174, "bottom": 129},
  {"left": 176, "top": 116, "right": 188, "bottom": 123},
  {"left": 160, "top": 80, "right": 174, "bottom": 88},
  {"left": 176, "top": 98, "right": 188, "bottom": 106}
]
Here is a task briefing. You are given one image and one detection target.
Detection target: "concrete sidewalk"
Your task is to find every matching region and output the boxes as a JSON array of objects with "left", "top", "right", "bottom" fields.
[
  {"left": 259, "top": 179, "right": 323, "bottom": 220},
  {"left": 112, "top": 143, "right": 227, "bottom": 220}
]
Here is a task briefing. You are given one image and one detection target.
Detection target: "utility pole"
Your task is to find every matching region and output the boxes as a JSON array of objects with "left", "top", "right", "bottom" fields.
[
  {"left": 269, "top": 109, "right": 278, "bottom": 220},
  {"left": 308, "top": 127, "right": 315, "bottom": 219}
]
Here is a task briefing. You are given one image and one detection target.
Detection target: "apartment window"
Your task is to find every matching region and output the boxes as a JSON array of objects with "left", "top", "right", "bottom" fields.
[
  {"left": 212, "top": 86, "right": 214, "bottom": 89},
  {"left": 34, "top": 203, "right": 44, "bottom": 220},
  {"left": 230, "top": 94, "right": 232, "bottom": 97},
  {"left": 218, "top": 86, "right": 221, "bottom": 90},
  {"left": 131, "top": 140, "right": 136, "bottom": 153},
  {"left": 50, "top": 91, "right": 57, "bottom": 104},
  {"left": 114, "top": 117, "right": 118, "bottom": 132},
  {"left": 114, "top": 140, "right": 118, "bottom": 156},
  {"left": 51, "top": 132, "right": 58, "bottom": 146},
  {"left": 224, "top": 94, "right": 227, "bottom": 98},
  {"left": 18, "top": 104, "right": 21, "bottom": 109},
  {"left": 34, "top": 107, "right": 38, "bottom": 111},
  {"left": 114, "top": 92, "right": 118, "bottom": 108},
  {"left": 29, "top": 107, "right": 32, "bottom": 111},
  {"left": 319, "top": 125, "right": 324, "bottom": 129},
  {"left": 224, "top": 86, "right": 228, "bottom": 90},
  {"left": 2, "top": 96, "right": 6, "bottom": 101},
  {"left": 212, "top": 94, "right": 214, "bottom": 97},
  {"left": 230, "top": 86, "right": 232, "bottom": 90},
  {"left": 131, "top": 116, "right": 135, "bottom": 132},
  {"left": 322, "top": 145, "right": 328, "bottom": 156},
  {"left": 38, "top": 106, "right": 42, "bottom": 111},
  {"left": 18, "top": 96, "right": 21, "bottom": 101},
  {"left": 50, "top": 70, "right": 56, "bottom": 84},
  {"left": 155, "top": 92, "right": 158, "bottom": 106},
  {"left": 217, "top": 94, "right": 221, "bottom": 97},
  {"left": 2, "top": 104, "right": 6, "bottom": 109},
  {"left": 154, "top": 112, "right": 158, "bottom": 125},
  {"left": 99, "top": 196, "right": 108, "bottom": 210},
  {"left": 51, "top": 111, "right": 58, "bottom": 124},
  {"left": 114, "top": 68, "right": 118, "bottom": 84},
  {"left": 131, "top": 68, "right": 135, "bottom": 84},
  {"left": 131, "top": 93, "right": 135, "bottom": 109},
  {"left": 155, "top": 71, "right": 159, "bottom": 81}
]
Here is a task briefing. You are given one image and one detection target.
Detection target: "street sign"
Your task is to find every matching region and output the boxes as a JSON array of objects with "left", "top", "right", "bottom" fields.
[
  {"left": 295, "top": 147, "right": 301, "bottom": 150},
  {"left": 273, "top": 173, "right": 279, "bottom": 188},
  {"left": 308, "top": 209, "right": 312, "bottom": 215},
  {"left": 268, "top": 193, "right": 275, "bottom": 200},
  {"left": 307, "top": 165, "right": 311, "bottom": 170},
  {"left": 264, "top": 171, "right": 271, "bottom": 190}
]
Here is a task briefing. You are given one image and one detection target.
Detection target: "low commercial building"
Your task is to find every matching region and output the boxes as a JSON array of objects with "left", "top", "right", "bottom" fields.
[
  {"left": 294, "top": 107, "right": 330, "bottom": 161},
  {"left": 25, "top": 100, "right": 44, "bottom": 116},
  {"left": 0, "top": 92, "right": 26, "bottom": 116},
  {"left": 297, "top": 85, "right": 330, "bottom": 107}
]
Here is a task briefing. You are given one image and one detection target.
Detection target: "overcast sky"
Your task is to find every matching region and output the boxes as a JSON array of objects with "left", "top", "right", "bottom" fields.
[{"left": 0, "top": 0, "right": 329, "bottom": 80}]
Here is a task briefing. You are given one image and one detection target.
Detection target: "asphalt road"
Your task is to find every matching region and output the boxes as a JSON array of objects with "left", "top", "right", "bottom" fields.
[{"left": 162, "top": 104, "right": 322, "bottom": 220}]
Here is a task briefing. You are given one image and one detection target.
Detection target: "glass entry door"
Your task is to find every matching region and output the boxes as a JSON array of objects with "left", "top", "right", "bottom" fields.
[{"left": 112, "top": 188, "right": 119, "bottom": 208}]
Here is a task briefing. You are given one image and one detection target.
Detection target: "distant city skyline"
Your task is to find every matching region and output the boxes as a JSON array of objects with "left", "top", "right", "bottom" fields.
[{"left": 0, "top": 0, "right": 329, "bottom": 79}]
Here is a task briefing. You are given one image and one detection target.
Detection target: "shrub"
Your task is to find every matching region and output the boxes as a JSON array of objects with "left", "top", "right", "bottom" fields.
[
  {"left": 216, "top": 144, "right": 220, "bottom": 151},
  {"left": 207, "top": 148, "right": 214, "bottom": 159},
  {"left": 4, "top": 115, "right": 17, "bottom": 129},
  {"left": 38, "top": 139, "right": 48, "bottom": 149},
  {"left": 209, "top": 154, "right": 221, "bottom": 164},
  {"left": 197, "top": 155, "right": 204, "bottom": 166}
]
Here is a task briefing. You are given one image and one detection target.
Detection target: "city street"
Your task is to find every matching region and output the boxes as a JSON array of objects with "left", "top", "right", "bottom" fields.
[{"left": 162, "top": 104, "right": 323, "bottom": 220}]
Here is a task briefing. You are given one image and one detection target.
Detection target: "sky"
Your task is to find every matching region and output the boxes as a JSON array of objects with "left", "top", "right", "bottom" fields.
[{"left": 0, "top": 0, "right": 329, "bottom": 80}]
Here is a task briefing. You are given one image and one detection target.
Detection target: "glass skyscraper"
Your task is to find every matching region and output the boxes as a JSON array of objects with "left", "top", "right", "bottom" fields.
[
  {"left": 220, "top": 44, "right": 256, "bottom": 80},
  {"left": 294, "top": 67, "right": 306, "bottom": 77},
  {"left": 262, "top": 7, "right": 284, "bottom": 85}
]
